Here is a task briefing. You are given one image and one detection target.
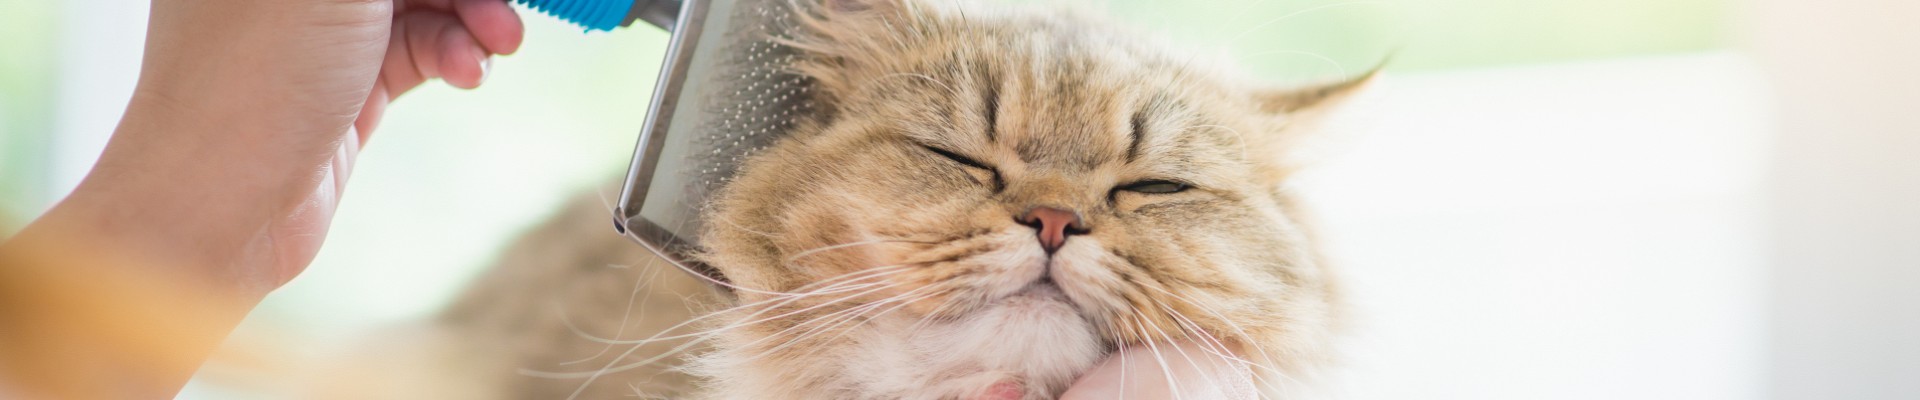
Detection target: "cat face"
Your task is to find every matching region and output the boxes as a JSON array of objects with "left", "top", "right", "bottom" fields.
[{"left": 696, "top": 0, "right": 1364, "bottom": 378}]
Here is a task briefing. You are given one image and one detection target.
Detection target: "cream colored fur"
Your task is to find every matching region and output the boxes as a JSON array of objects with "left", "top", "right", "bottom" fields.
[{"left": 345, "top": 0, "right": 1369, "bottom": 398}]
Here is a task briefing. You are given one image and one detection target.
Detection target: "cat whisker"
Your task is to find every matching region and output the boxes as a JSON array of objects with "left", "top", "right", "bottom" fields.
[
  {"left": 903, "top": 292, "right": 962, "bottom": 335},
  {"left": 778, "top": 288, "right": 946, "bottom": 364},
  {"left": 1226, "top": 1, "right": 1397, "bottom": 45},
  {"left": 558, "top": 267, "right": 907, "bottom": 346},
  {"left": 1161, "top": 304, "right": 1263, "bottom": 373},
  {"left": 560, "top": 259, "right": 666, "bottom": 366},
  {"left": 554, "top": 300, "right": 609, "bottom": 344},
  {"left": 627, "top": 381, "right": 670, "bottom": 400},
  {"left": 748, "top": 286, "right": 940, "bottom": 362},
  {"left": 594, "top": 186, "right": 620, "bottom": 219},
  {"left": 1133, "top": 303, "right": 1223, "bottom": 400},
  {"left": 763, "top": 264, "right": 914, "bottom": 297},
  {"left": 812, "top": 288, "right": 943, "bottom": 343},
  {"left": 671, "top": 281, "right": 907, "bottom": 347},
  {"left": 1115, "top": 321, "right": 1132, "bottom": 400},
  {"left": 1175, "top": 318, "right": 1269, "bottom": 378},
  {"left": 1145, "top": 296, "right": 1242, "bottom": 364},
  {"left": 1141, "top": 285, "right": 1282, "bottom": 375},
  {"left": 742, "top": 284, "right": 929, "bottom": 353},
  {"left": 745, "top": 301, "right": 889, "bottom": 357},
  {"left": 536, "top": 296, "right": 868, "bottom": 386},
  {"left": 537, "top": 272, "right": 913, "bottom": 399},
  {"left": 1153, "top": 298, "right": 1288, "bottom": 397},
  {"left": 529, "top": 331, "right": 712, "bottom": 400},
  {"left": 611, "top": 232, "right": 773, "bottom": 295},
  {"left": 757, "top": 262, "right": 923, "bottom": 297},
  {"left": 783, "top": 238, "right": 939, "bottom": 265},
  {"left": 1237, "top": 50, "right": 1349, "bottom": 78},
  {"left": 604, "top": 197, "right": 800, "bottom": 296},
  {"left": 1089, "top": 315, "right": 1132, "bottom": 399},
  {"left": 1125, "top": 312, "right": 1187, "bottom": 400},
  {"left": 1144, "top": 285, "right": 1312, "bottom": 394},
  {"left": 616, "top": 272, "right": 907, "bottom": 344},
  {"left": 677, "top": 257, "right": 911, "bottom": 298}
]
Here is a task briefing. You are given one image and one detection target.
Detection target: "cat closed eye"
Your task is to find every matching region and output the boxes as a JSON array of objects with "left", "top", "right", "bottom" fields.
[
  {"left": 920, "top": 144, "right": 993, "bottom": 171},
  {"left": 920, "top": 144, "right": 1003, "bottom": 190},
  {"left": 1115, "top": 180, "right": 1189, "bottom": 194}
]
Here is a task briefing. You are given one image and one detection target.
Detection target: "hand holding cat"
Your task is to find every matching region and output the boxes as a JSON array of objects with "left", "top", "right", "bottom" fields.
[{"left": 1061, "top": 341, "right": 1261, "bottom": 400}]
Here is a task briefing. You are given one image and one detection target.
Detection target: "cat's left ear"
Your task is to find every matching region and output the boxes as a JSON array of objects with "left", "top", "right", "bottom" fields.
[{"left": 1253, "top": 68, "right": 1380, "bottom": 121}]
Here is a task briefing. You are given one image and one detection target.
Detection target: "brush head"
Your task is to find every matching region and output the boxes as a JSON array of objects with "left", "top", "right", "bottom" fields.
[
  {"left": 616, "top": 0, "right": 812, "bottom": 283},
  {"left": 516, "top": 0, "right": 682, "bottom": 31}
]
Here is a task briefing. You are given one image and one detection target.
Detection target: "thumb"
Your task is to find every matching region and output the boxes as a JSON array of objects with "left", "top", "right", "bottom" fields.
[{"left": 1060, "top": 341, "right": 1258, "bottom": 400}]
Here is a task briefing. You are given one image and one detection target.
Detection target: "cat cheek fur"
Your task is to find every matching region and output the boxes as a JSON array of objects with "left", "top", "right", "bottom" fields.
[
  {"left": 398, "top": 0, "right": 1377, "bottom": 397},
  {"left": 683, "top": 0, "right": 1361, "bottom": 397},
  {"left": 851, "top": 226, "right": 1049, "bottom": 316}
]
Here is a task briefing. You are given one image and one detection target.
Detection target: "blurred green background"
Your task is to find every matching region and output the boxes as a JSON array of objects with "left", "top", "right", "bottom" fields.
[
  {"left": 0, "top": 0, "right": 1728, "bottom": 334},
  {"left": 0, "top": 1, "right": 59, "bottom": 232}
]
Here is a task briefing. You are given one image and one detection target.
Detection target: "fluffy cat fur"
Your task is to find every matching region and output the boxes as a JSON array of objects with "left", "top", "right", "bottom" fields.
[{"left": 343, "top": 0, "right": 1370, "bottom": 398}]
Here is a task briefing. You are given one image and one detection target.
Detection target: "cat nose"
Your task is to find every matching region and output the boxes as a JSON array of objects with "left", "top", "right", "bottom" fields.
[{"left": 1017, "top": 206, "right": 1088, "bottom": 254}]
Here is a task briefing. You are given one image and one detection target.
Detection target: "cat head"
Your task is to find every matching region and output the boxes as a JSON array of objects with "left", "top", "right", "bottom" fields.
[{"left": 696, "top": 0, "right": 1368, "bottom": 371}]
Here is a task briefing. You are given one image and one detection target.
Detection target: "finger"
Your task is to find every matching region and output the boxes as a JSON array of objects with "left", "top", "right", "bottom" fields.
[
  {"left": 1058, "top": 354, "right": 1128, "bottom": 400},
  {"left": 354, "top": 78, "right": 391, "bottom": 139},
  {"left": 1060, "top": 342, "right": 1258, "bottom": 400},
  {"left": 454, "top": 0, "right": 525, "bottom": 55},
  {"left": 335, "top": 124, "right": 362, "bottom": 190},
  {"left": 397, "top": 0, "right": 453, "bottom": 11},
  {"left": 389, "top": 11, "right": 488, "bottom": 91},
  {"left": 398, "top": 0, "right": 524, "bottom": 55},
  {"left": 380, "top": 12, "right": 444, "bottom": 97},
  {"left": 434, "top": 24, "right": 490, "bottom": 89}
]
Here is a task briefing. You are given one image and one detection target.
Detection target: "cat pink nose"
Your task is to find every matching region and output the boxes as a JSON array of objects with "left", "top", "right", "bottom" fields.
[{"left": 1018, "top": 206, "right": 1088, "bottom": 254}]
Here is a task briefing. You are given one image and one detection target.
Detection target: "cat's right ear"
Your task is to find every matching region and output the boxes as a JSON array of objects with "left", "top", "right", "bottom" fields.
[
  {"left": 1253, "top": 68, "right": 1379, "bottom": 120},
  {"left": 1245, "top": 67, "right": 1382, "bottom": 183}
]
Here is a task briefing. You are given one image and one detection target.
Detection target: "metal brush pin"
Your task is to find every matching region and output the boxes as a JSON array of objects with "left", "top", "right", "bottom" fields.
[{"left": 519, "top": 0, "right": 815, "bottom": 286}]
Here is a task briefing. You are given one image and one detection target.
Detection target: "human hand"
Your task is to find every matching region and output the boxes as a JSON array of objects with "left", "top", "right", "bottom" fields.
[
  {"left": 95, "top": 0, "right": 524, "bottom": 290},
  {"left": 1060, "top": 341, "right": 1260, "bottom": 400},
  {"left": 0, "top": 1, "right": 524, "bottom": 398}
]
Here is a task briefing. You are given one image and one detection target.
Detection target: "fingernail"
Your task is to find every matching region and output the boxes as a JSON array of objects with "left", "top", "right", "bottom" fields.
[{"left": 477, "top": 55, "right": 492, "bottom": 85}]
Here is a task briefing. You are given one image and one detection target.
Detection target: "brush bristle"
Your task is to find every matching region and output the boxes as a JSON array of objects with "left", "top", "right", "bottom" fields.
[{"left": 514, "top": 0, "right": 633, "bottom": 31}]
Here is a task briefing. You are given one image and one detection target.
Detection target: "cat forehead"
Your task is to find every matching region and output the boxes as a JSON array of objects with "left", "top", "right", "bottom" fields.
[
  {"left": 869, "top": 49, "right": 1216, "bottom": 167},
  {"left": 836, "top": 6, "right": 1200, "bottom": 95},
  {"left": 803, "top": 4, "right": 1246, "bottom": 167}
]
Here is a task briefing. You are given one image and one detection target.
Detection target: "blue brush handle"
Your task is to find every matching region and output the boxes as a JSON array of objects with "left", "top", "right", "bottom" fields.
[{"left": 514, "top": 0, "right": 680, "bottom": 31}]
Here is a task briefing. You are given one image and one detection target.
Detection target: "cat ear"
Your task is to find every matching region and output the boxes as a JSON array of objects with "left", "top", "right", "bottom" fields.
[
  {"left": 1253, "top": 68, "right": 1379, "bottom": 118},
  {"left": 1246, "top": 68, "right": 1381, "bottom": 183}
]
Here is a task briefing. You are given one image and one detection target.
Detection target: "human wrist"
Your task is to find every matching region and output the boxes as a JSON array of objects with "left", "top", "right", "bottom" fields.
[
  {"left": 0, "top": 193, "right": 265, "bottom": 399},
  {"left": 65, "top": 93, "right": 318, "bottom": 294},
  {"left": 46, "top": 177, "right": 281, "bottom": 299}
]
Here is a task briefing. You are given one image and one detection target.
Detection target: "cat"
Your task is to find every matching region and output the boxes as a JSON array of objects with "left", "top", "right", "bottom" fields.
[{"left": 315, "top": 0, "right": 1371, "bottom": 398}]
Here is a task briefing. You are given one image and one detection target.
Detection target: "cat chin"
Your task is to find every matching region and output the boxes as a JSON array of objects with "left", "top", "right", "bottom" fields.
[
  {"left": 699, "top": 291, "right": 1106, "bottom": 400},
  {"left": 884, "top": 283, "right": 1105, "bottom": 399}
]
